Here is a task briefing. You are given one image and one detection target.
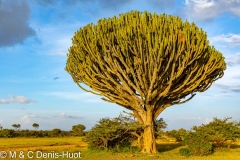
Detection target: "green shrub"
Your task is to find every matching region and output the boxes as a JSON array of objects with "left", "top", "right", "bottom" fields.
[
  {"left": 85, "top": 117, "right": 136, "bottom": 150},
  {"left": 72, "top": 124, "right": 86, "bottom": 136},
  {"left": 0, "top": 129, "right": 14, "bottom": 138},
  {"left": 111, "top": 141, "right": 140, "bottom": 153},
  {"left": 183, "top": 132, "right": 213, "bottom": 156},
  {"left": 179, "top": 148, "right": 191, "bottom": 157},
  {"left": 51, "top": 128, "right": 62, "bottom": 137},
  {"left": 192, "top": 117, "right": 240, "bottom": 149},
  {"left": 167, "top": 128, "right": 188, "bottom": 141},
  {"left": 85, "top": 114, "right": 143, "bottom": 150}
]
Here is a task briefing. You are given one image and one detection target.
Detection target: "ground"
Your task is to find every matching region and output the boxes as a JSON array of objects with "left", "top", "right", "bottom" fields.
[{"left": 0, "top": 137, "right": 240, "bottom": 160}]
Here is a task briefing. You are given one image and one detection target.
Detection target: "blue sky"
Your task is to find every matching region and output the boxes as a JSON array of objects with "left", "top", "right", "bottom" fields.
[{"left": 0, "top": 0, "right": 239, "bottom": 131}]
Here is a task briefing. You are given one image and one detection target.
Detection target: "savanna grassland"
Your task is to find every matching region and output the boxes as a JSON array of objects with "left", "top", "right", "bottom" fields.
[{"left": 0, "top": 137, "right": 240, "bottom": 160}]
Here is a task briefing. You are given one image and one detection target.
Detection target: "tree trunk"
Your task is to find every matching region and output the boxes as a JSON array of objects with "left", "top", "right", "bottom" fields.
[
  {"left": 137, "top": 135, "right": 142, "bottom": 150},
  {"left": 130, "top": 131, "right": 143, "bottom": 150},
  {"left": 141, "top": 111, "right": 157, "bottom": 154}
]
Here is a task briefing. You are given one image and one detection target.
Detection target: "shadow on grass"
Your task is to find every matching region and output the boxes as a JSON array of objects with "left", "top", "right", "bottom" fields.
[
  {"left": 230, "top": 143, "right": 240, "bottom": 149},
  {"left": 156, "top": 142, "right": 184, "bottom": 152}
]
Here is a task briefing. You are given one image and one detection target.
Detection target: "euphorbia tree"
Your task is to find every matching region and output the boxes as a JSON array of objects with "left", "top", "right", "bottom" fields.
[{"left": 65, "top": 11, "right": 226, "bottom": 154}]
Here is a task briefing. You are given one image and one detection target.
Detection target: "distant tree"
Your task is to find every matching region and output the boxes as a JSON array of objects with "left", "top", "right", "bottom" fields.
[
  {"left": 0, "top": 129, "right": 15, "bottom": 138},
  {"left": 192, "top": 117, "right": 240, "bottom": 149},
  {"left": 72, "top": 124, "right": 86, "bottom": 136},
  {"left": 51, "top": 128, "right": 62, "bottom": 137},
  {"left": 167, "top": 128, "right": 188, "bottom": 141},
  {"left": 154, "top": 118, "right": 167, "bottom": 138},
  {"left": 0, "top": 125, "right": 2, "bottom": 131},
  {"left": 65, "top": 10, "right": 226, "bottom": 154},
  {"left": 177, "top": 128, "right": 188, "bottom": 140},
  {"left": 166, "top": 129, "right": 178, "bottom": 140},
  {"left": 17, "top": 124, "right": 21, "bottom": 131},
  {"left": 12, "top": 124, "right": 18, "bottom": 131},
  {"left": 32, "top": 123, "right": 39, "bottom": 130}
]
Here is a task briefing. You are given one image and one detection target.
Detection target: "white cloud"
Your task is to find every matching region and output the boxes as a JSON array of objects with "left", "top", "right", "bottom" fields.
[
  {"left": 0, "top": 94, "right": 36, "bottom": 104},
  {"left": 19, "top": 114, "right": 39, "bottom": 124},
  {"left": 20, "top": 115, "right": 31, "bottom": 123},
  {"left": 55, "top": 112, "right": 84, "bottom": 119},
  {"left": 28, "top": 113, "right": 39, "bottom": 118},
  {"left": 215, "top": 84, "right": 240, "bottom": 93},
  {"left": 47, "top": 39, "right": 70, "bottom": 56},
  {"left": 184, "top": 0, "right": 240, "bottom": 21},
  {"left": 170, "top": 116, "right": 228, "bottom": 128},
  {"left": 0, "top": 98, "right": 8, "bottom": 104},
  {"left": 211, "top": 52, "right": 240, "bottom": 91},
  {"left": 222, "top": 94, "right": 234, "bottom": 97},
  {"left": 42, "top": 116, "right": 52, "bottom": 119},
  {"left": 9, "top": 94, "right": 36, "bottom": 103},
  {"left": 202, "top": 117, "right": 213, "bottom": 124},
  {"left": 224, "top": 52, "right": 240, "bottom": 66},
  {"left": 210, "top": 34, "right": 240, "bottom": 47}
]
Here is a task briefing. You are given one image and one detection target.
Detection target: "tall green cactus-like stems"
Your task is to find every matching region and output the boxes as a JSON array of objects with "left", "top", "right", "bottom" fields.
[{"left": 65, "top": 11, "right": 226, "bottom": 154}]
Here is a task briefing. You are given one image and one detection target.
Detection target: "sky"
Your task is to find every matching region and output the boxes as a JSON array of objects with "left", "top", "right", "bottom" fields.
[{"left": 0, "top": 0, "right": 239, "bottom": 131}]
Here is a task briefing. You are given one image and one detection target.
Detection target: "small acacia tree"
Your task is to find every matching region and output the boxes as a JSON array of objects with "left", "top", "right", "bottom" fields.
[
  {"left": 65, "top": 11, "right": 226, "bottom": 153},
  {"left": 72, "top": 124, "right": 86, "bottom": 136},
  {"left": 167, "top": 128, "right": 188, "bottom": 141},
  {"left": 32, "top": 123, "right": 39, "bottom": 130},
  {"left": 154, "top": 118, "right": 167, "bottom": 138},
  {"left": 17, "top": 124, "right": 21, "bottom": 131},
  {"left": 12, "top": 124, "right": 18, "bottom": 131}
]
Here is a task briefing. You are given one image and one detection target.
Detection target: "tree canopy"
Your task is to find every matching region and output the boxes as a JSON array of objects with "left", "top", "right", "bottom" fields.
[
  {"left": 72, "top": 124, "right": 86, "bottom": 136},
  {"left": 192, "top": 117, "right": 240, "bottom": 148},
  {"left": 32, "top": 123, "right": 39, "bottom": 130},
  {"left": 65, "top": 10, "right": 226, "bottom": 154},
  {"left": 12, "top": 124, "right": 21, "bottom": 131}
]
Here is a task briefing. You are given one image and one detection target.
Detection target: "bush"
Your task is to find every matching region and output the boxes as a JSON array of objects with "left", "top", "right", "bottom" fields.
[
  {"left": 72, "top": 124, "right": 86, "bottom": 136},
  {"left": 183, "top": 132, "right": 213, "bottom": 156},
  {"left": 0, "top": 129, "right": 73, "bottom": 138},
  {"left": 166, "top": 128, "right": 188, "bottom": 141},
  {"left": 192, "top": 117, "right": 240, "bottom": 149},
  {"left": 51, "top": 128, "right": 62, "bottom": 137},
  {"left": 85, "top": 114, "right": 143, "bottom": 150},
  {"left": 111, "top": 141, "right": 140, "bottom": 153},
  {"left": 85, "top": 118, "right": 135, "bottom": 150},
  {"left": 0, "top": 129, "right": 15, "bottom": 138},
  {"left": 179, "top": 148, "right": 191, "bottom": 157},
  {"left": 154, "top": 118, "right": 167, "bottom": 138}
]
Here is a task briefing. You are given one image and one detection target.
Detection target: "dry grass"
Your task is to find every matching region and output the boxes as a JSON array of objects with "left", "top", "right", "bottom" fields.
[
  {"left": 0, "top": 137, "right": 87, "bottom": 150},
  {"left": 0, "top": 137, "right": 240, "bottom": 160}
]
